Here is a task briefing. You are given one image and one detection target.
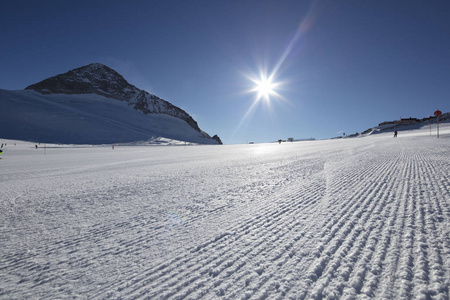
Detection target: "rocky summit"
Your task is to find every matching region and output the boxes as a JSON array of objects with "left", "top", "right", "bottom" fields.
[{"left": 26, "top": 63, "right": 136, "bottom": 100}]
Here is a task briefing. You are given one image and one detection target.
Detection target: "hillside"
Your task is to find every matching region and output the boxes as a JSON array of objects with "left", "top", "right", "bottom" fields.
[{"left": 0, "top": 64, "right": 221, "bottom": 145}]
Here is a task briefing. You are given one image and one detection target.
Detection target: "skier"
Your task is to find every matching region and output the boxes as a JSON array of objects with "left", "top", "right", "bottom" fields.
[
  {"left": 0, "top": 149, "right": 3, "bottom": 159},
  {"left": 394, "top": 130, "right": 398, "bottom": 138}
]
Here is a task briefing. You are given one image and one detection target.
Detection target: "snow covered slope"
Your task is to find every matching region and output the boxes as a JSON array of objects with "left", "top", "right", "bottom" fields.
[
  {"left": 1, "top": 63, "right": 221, "bottom": 145},
  {"left": 0, "top": 89, "right": 218, "bottom": 145},
  {"left": 1, "top": 124, "right": 449, "bottom": 299},
  {"left": 358, "top": 113, "right": 450, "bottom": 138}
]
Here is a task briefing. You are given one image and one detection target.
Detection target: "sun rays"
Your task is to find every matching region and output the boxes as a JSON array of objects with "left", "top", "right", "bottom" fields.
[{"left": 229, "top": 2, "right": 319, "bottom": 143}]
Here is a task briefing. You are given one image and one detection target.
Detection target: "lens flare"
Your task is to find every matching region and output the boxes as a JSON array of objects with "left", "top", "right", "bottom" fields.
[
  {"left": 230, "top": 1, "right": 319, "bottom": 143},
  {"left": 229, "top": 71, "right": 285, "bottom": 141}
]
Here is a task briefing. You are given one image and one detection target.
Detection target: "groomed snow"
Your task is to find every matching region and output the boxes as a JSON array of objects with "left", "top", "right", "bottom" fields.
[{"left": 1, "top": 124, "right": 449, "bottom": 299}]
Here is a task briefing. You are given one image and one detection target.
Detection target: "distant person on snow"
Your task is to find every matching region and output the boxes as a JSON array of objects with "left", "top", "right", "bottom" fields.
[
  {"left": 394, "top": 130, "right": 398, "bottom": 138},
  {"left": 35, "top": 145, "right": 38, "bottom": 149}
]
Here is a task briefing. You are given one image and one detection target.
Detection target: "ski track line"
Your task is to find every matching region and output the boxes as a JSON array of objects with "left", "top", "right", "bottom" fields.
[
  {"left": 89, "top": 159, "right": 324, "bottom": 292},
  {"left": 370, "top": 143, "right": 449, "bottom": 300},
  {"left": 1, "top": 154, "right": 326, "bottom": 299},
  {"left": 285, "top": 147, "right": 404, "bottom": 298},
  {"left": 102, "top": 162, "right": 328, "bottom": 299},
  {"left": 413, "top": 150, "right": 449, "bottom": 298},
  {"left": 99, "top": 143, "right": 394, "bottom": 299},
  {"left": 285, "top": 142, "right": 448, "bottom": 300},
  {"left": 2, "top": 161, "right": 274, "bottom": 260}
]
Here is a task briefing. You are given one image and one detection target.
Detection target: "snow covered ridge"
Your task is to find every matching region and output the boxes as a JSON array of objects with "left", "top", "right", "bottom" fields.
[{"left": 23, "top": 63, "right": 221, "bottom": 144}]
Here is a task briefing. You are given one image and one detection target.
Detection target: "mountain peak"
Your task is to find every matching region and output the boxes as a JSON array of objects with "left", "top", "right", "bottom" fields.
[
  {"left": 84, "top": 62, "right": 108, "bottom": 69},
  {"left": 25, "top": 63, "right": 138, "bottom": 101},
  {"left": 23, "top": 64, "right": 222, "bottom": 144}
]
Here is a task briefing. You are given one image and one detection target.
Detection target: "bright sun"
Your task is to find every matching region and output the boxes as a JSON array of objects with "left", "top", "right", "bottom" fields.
[
  {"left": 251, "top": 74, "right": 279, "bottom": 101},
  {"left": 256, "top": 78, "right": 275, "bottom": 99}
]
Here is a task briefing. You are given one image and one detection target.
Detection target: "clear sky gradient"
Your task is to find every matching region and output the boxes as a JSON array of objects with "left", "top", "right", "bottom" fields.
[{"left": 1, "top": 0, "right": 449, "bottom": 144}]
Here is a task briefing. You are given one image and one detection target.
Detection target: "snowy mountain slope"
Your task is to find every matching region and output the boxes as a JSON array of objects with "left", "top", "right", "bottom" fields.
[
  {"left": 1, "top": 63, "right": 221, "bottom": 144},
  {"left": 0, "top": 124, "right": 449, "bottom": 299},
  {"left": 0, "top": 89, "right": 218, "bottom": 145}
]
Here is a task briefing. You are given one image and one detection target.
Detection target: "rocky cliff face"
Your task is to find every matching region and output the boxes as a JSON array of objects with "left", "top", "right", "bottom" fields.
[{"left": 25, "top": 63, "right": 221, "bottom": 143}]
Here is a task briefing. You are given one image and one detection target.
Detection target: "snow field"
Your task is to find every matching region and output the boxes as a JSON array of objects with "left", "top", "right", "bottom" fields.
[
  {"left": 0, "top": 89, "right": 218, "bottom": 145},
  {"left": 0, "top": 126, "right": 449, "bottom": 299}
]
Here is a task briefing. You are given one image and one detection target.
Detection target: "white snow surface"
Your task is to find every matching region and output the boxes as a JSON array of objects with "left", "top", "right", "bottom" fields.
[
  {"left": 1, "top": 124, "right": 449, "bottom": 299},
  {"left": 0, "top": 89, "right": 218, "bottom": 145}
]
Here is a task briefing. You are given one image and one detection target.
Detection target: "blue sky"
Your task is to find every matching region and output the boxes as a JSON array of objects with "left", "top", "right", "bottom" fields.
[{"left": 1, "top": 0, "right": 449, "bottom": 144}]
